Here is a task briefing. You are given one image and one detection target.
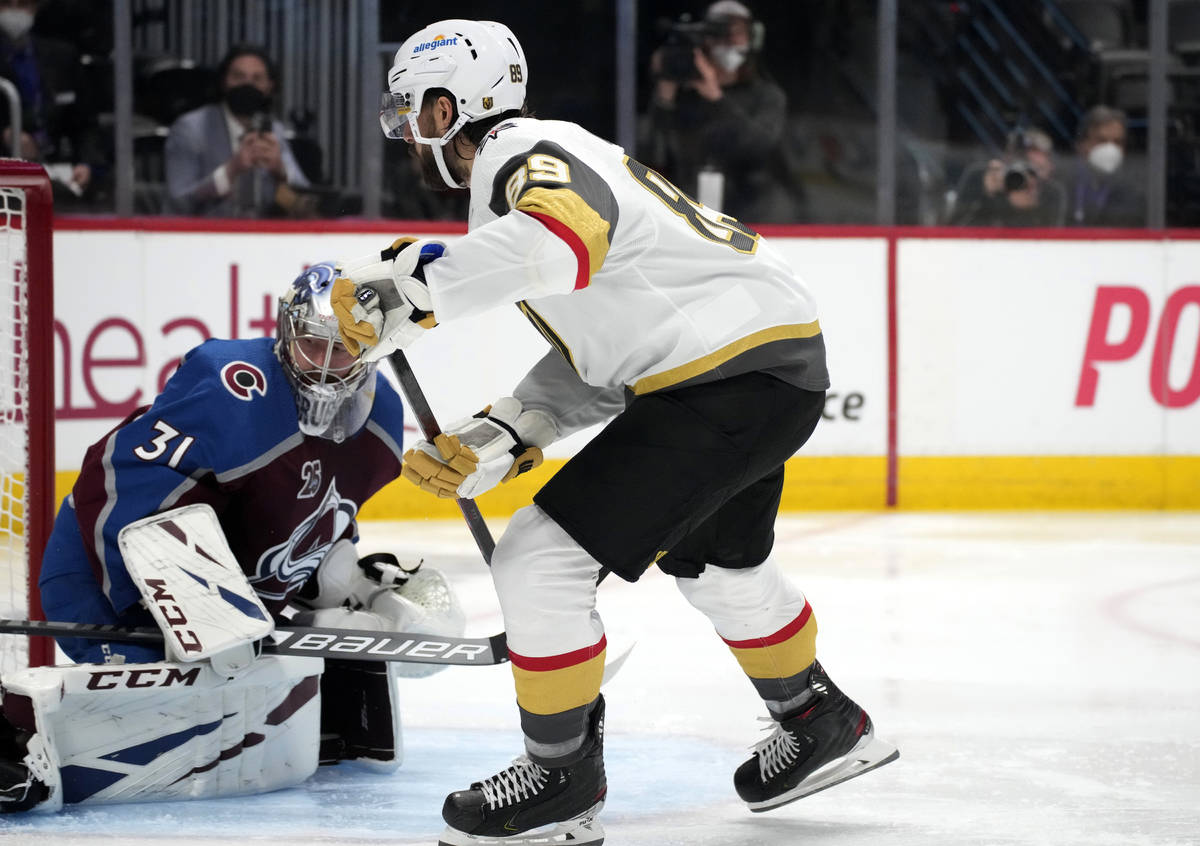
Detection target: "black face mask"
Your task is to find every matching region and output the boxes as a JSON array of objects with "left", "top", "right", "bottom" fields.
[{"left": 224, "top": 84, "right": 271, "bottom": 117}]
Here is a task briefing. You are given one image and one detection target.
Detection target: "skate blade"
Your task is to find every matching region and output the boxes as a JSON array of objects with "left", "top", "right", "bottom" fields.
[
  {"left": 746, "top": 733, "right": 900, "bottom": 813},
  {"left": 437, "top": 802, "right": 605, "bottom": 846}
]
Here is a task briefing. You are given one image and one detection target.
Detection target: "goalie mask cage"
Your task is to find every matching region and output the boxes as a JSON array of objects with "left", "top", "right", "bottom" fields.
[{"left": 0, "top": 160, "right": 54, "bottom": 671}]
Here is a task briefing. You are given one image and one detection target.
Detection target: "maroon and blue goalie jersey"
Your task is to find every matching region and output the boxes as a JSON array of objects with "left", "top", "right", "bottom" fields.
[{"left": 39, "top": 338, "right": 406, "bottom": 663}]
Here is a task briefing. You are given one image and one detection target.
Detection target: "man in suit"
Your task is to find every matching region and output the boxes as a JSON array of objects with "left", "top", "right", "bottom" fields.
[
  {"left": 0, "top": 0, "right": 104, "bottom": 208},
  {"left": 1065, "top": 105, "right": 1144, "bottom": 227},
  {"left": 164, "top": 44, "right": 310, "bottom": 217}
]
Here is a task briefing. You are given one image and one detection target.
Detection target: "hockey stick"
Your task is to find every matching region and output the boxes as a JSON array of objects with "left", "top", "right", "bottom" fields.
[
  {"left": 385, "top": 351, "right": 629, "bottom": 680},
  {"left": 0, "top": 619, "right": 508, "bottom": 667},
  {"left": 388, "top": 350, "right": 614, "bottom": 584},
  {"left": 388, "top": 350, "right": 496, "bottom": 563}
]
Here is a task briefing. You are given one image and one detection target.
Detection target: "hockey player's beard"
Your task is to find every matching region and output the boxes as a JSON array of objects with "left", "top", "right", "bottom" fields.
[{"left": 411, "top": 141, "right": 466, "bottom": 191}]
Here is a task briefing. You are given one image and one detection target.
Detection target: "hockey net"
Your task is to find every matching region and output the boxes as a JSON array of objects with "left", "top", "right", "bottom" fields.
[{"left": 0, "top": 160, "right": 54, "bottom": 672}]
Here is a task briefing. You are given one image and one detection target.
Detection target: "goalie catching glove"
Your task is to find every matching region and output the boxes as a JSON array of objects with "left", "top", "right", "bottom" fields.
[
  {"left": 403, "top": 397, "right": 557, "bottom": 499},
  {"left": 330, "top": 237, "right": 446, "bottom": 361},
  {"left": 292, "top": 540, "right": 466, "bottom": 679}
]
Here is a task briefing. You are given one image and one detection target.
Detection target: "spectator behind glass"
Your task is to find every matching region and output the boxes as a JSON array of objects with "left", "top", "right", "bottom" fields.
[
  {"left": 383, "top": 138, "right": 467, "bottom": 221},
  {"left": 645, "top": 1, "right": 801, "bottom": 223},
  {"left": 0, "top": 0, "right": 104, "bottom": 209},
  {"left": 164, "top": 44, "right": 310, "bottom": 217},
  {"left": 946, "top": 127, "right": 1065, "bottom": 227},
  {"left": 1065, "top": 105, "right": 1144, "bottom": 227}
]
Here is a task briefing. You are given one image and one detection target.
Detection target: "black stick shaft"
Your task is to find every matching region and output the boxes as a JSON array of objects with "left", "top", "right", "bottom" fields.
[{"left": 388, "top": 350, "right": 497, "bottom": 564}]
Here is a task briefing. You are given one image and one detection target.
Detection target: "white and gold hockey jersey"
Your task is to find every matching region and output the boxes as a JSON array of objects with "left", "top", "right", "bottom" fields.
[{"left": 422, "top": 118, "right": 828, "bottom": 411}]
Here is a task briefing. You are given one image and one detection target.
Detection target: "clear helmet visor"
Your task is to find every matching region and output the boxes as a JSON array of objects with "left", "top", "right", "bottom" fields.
[
  {"left": 378, "top": 90, "right": 469, "bottom": 146},
  {"left": 379, "top": 90, "right": 415, "bottom": 139}
]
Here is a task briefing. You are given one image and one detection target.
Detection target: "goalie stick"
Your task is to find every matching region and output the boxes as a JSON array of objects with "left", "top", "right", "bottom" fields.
[{"left": 0, "top": 618, "right": 509, "bottom": 667}]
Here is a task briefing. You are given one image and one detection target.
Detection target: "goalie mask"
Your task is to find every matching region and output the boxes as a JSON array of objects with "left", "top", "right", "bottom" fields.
[
  {"left": 380, "top": 19, "right": 527, "bottom": 188},
  {"left": 277, "top": 262, "right": 376, "bottom": 443}
]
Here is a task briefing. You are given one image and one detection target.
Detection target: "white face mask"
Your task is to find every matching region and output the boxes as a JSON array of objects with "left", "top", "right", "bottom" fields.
[
  {"left": 0, "top": 9, "right": 33, "bottom": 41},
  {"left": 710, "top": 45, "right": 747, "bottom": 73},
  {"left": 1087, "top": 141, "right": 1124, "bottom": 175}
]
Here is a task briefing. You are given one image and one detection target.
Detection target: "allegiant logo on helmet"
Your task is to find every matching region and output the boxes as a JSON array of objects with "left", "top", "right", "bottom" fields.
[{"left": 413, "top": 34, "right": 458, "bottom": 53}]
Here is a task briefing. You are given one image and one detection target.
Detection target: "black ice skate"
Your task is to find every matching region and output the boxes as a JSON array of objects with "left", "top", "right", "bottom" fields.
[
  {"left": 0, "top": 759, "right": 46, "bottom": 814},
  {"left": 0, "top": 716, "right": 48, "bottom": 814},
  {"left": 438, "top": 696, "right": 607, "bottom": 846},
  {"left": 735, "top": 661, "right": 899, "bottom": 811}
]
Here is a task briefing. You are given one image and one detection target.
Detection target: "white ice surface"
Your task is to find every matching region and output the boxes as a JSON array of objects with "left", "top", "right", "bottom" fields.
[{"left": 2, "top": 512, "right": 1198, "bottom": 846}]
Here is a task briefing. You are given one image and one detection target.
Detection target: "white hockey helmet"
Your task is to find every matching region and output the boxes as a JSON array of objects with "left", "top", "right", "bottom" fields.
[
  {"left": 380, "top": 19, "right": 527, "bottom": 187},
  {"left": 277, "top": 262, "right": 377, "bottom": 443}
]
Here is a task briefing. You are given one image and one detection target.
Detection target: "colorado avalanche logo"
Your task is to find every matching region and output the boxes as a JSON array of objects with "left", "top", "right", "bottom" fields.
[
  {"left": 220, "top": 361, "right": 267, "bottom": 401},
  {"left": 251, "top": 480, "right": 358, "bottom": 600}
]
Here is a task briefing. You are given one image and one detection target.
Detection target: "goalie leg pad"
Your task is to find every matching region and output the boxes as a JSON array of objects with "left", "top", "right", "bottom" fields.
[
  {"left": 0, "top": 655, "right": 323, "bottom": 811},
  {"left": 318, "top": 659, "right": 403, "bottom": 773}
]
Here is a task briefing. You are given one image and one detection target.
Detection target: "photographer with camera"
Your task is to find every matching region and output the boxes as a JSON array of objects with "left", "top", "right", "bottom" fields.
[
  {"left": 644, "top": 0, "right": 801, "bottom": 223},
  {"left": 945, "top": 127, "right": 1065, "bottom": 227},
  {"left": 164, "top": 44, "right": 313, "bottom": 217}
]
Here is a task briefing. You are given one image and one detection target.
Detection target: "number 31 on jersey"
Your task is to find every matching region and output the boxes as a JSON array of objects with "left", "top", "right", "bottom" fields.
[{"left": 133, "top": 419, "right": 195, "bottom": 469}]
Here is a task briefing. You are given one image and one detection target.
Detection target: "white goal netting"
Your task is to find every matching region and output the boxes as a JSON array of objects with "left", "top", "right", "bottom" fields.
[{"left": 0, "top": 183, "right": 39, "bottom": 674}]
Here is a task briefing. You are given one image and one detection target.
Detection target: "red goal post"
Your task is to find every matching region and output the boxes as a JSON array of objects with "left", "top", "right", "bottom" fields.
[{"left": 0, "top": 159, "right": 54, "bottom": 670}]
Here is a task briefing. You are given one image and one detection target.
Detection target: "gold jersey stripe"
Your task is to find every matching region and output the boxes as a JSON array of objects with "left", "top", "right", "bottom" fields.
[
  {"left": 516, "top": 186, "right": 611, "bottom": 282},
  {"left": 631, "top": 321, "right": 822, "bottom": 395},
  {"left": 511, "top": 650, "right": 607, "bottom": 715},
  {"left": 725, "top": 616, "right": 818, "bottom": 680},
  {"left": 517, "top": 300, "right": 577, "bottom": 373}
]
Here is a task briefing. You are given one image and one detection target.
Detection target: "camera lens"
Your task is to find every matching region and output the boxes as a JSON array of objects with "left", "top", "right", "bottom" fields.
[{"left": 1003, "top": 167, "right": 1028, "bottom": 193}]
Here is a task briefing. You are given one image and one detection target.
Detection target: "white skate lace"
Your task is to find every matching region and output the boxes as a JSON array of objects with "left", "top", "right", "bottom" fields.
[
  {"left": 478, "top": 756, "right": 551, "bottom": 809},
  {"left": 0, "top": 772, "right": 33, "bottom": 805},
  {"left": 751, "top": 716, "right": 802, "bottom": 781}
]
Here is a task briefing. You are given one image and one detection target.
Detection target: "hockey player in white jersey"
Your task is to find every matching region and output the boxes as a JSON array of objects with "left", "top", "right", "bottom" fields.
[
  {"left": 0, "top": 264, "right": 465, "bottom": 813},
  {"left": 333, "top": 19, "right": 898, "bottom": 845}
]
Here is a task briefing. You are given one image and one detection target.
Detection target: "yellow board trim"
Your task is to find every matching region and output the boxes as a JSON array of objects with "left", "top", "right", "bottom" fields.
[
  {"left": 630, "top": 321, "right": 822, "bottom": 395},
  {"left": 899, "top": 455, "right": 1200, "bottom": 509},
  {"left": 726, "top": 621, "right": 819, "bottom": 680},
  {"left": 52, "top": 455, "right": 1200, "bottom": 522},
  {"left": 511, "top": 650, "right": 607, "bottom": 715},
  {"left": 516, "top": 186, "right": 611, "bottom": 282}
]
